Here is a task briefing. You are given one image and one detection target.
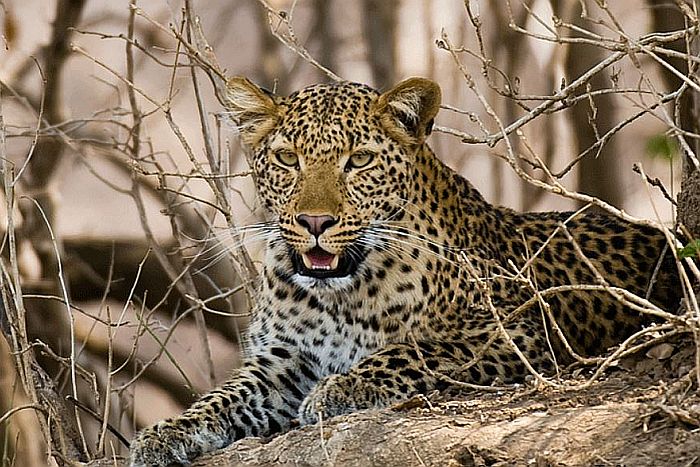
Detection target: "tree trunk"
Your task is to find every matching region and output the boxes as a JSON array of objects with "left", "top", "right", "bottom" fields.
[
  {"left": 563, "top": 4, "right": 623, "bottom": 208},
  {"left": 650, "top": 1, "right": 699, "bottom": 238},
  {"left": 676, "top": 35, "right": 700, "bottom": 238},
  {"left": 362, "top": 0, "right": 398, "bottom": 89}
]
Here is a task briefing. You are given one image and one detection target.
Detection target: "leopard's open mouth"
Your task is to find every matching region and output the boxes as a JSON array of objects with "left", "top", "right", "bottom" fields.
[
  {"left": 302, "top": 247, "right": 339, "bottom": 271},
  {"left": 291, "top": 246, "right": 363, "bottom": 279}
]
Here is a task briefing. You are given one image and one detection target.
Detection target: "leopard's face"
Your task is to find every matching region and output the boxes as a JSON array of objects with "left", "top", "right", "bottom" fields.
[
  {"left": 253, "top": 84, "right": 414, "bottom": 283},
  {"left": 224, "top": 77, "right": 441, "bottom": 288}
]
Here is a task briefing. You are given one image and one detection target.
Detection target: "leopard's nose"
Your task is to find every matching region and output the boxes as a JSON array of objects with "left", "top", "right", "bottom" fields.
[{"left": 296, "top": 214, "right": 338, "bottom": 237}]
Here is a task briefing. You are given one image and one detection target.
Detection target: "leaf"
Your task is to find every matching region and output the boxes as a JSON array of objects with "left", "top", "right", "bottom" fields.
[
  {"left": 678, "top": 239, "right": 700, "bottom": 259},
  {"left": 645, "top": 134, "right": 678, "bottom": 162}
]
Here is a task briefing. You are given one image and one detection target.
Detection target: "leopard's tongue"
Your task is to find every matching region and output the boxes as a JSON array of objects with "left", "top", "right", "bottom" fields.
[{"left": 302, "top": 247, "right": 339, "bottom": 270}]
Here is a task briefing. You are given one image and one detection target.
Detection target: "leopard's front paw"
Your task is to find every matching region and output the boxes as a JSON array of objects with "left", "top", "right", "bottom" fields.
[
  {"left": 299, "top": 374, "right": 355, "bottom": 425},
  {"left": 299, "top": 373, "right": 391, "bottom": 425},
  {"left": 129, "top": 419, "right": 198, "bottom": 467}
]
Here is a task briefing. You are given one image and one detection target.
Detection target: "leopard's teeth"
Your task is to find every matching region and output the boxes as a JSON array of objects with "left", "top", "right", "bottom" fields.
[
  {"left": 301, "top": 253, "right": 340, "bottom": 270},
  {"left": 302, "top": 254, "right": 313, "bottom": 270}
]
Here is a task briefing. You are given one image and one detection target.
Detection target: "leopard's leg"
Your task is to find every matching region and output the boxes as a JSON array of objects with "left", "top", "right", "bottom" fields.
[
  {"left": 129, "top": 344, "right": 320, "bottom": 467},
  {"left": 299, "top": 325, "right": 553, "bottom": 425}
]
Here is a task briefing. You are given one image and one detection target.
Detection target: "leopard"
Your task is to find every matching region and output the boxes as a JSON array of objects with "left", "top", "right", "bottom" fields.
[{"left": 129, "top": 77, "right": 680, "bottom": 466}]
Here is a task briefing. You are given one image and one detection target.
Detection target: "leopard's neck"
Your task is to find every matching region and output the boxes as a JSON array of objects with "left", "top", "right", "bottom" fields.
[{"left": 408, "top": 145, "right": 514, "bottom": 260}]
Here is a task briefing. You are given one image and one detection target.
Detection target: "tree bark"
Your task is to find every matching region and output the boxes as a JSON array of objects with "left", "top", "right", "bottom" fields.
[
  {"left": 679, "top": 162, "right": 700, "bottom": 238},
  {"left": 86, "top": 399, "right": 700, "bottom": 467}
]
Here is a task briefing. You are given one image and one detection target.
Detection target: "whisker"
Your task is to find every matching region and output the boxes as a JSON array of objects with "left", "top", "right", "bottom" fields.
[
  {"left": 192, "top": 231, "right": 280, "bottom": 275},
  {"left": 357, "top": 231, "right": 458, "bottom": 265},
  {"left": 366, "top": 237, "right": 450, "bottom": 264},
  {"left": 186, "top": 225, "right": 278, "bottom": 260},
  {"left": 385, "top": 195, "right": 447, "bottom": 228},
  {"left": 368, "top": 225, "right": 462, "bottom": 254}
]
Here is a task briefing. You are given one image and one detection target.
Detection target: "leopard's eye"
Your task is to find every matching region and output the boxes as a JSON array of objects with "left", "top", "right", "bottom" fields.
[
  {"left": 274, "top": 150, "right": 299, "bottom": 168},
  {"left": 346, "top": 151, "right": 375, "bottom": 170}
]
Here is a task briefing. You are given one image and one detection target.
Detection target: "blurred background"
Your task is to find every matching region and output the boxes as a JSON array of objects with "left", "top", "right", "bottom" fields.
[{"left": 0, "top": 0, "right": 694, "bottom": 464}]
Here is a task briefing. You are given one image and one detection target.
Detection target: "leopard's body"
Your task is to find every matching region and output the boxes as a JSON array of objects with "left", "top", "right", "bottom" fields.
[{"left": 130, "top": 78, "right": 680, "bottom": 466}]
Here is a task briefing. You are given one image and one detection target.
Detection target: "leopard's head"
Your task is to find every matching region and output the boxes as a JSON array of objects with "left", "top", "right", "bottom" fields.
[{"left": 222, "top": 77, "right": 441, "bottom": 287}]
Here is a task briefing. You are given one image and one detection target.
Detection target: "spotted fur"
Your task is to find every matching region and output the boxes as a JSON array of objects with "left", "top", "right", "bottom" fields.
[{"left": 129, "top": 77, "right": 680, "bottom": 466}]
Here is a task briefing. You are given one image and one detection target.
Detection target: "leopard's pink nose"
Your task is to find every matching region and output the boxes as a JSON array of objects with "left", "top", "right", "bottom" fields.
[{"left": 296, "top": 214, "right": 338, "bottom": 236}]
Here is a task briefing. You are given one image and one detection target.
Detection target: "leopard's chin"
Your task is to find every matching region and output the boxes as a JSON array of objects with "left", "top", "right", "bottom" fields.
[{"left": 290, "top": 246, "right": 364, "bottom": 279}]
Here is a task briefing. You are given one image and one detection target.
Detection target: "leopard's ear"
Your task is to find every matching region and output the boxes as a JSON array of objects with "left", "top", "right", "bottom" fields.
[
  {"left": 220, "top": 77, "right": 280, "bottom": 147},
  {"left": 373, "top": 77, "right": 441, "bottom": 144}
]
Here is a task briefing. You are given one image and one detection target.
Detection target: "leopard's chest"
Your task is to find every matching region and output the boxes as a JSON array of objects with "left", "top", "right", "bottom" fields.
[
  {"left": 253, "top": 296, "right": 386, "bottom": 373},
  {"left": 252, "top": 261, "right": 433, "bottom": 367}
]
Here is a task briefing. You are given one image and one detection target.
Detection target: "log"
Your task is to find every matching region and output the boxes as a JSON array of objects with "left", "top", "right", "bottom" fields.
[
  {"left": 88, "top": 398, "right": 700, "bottom": 467},
  {"left": 197, "top": 403, "right": 637, "bottom": 466}
]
